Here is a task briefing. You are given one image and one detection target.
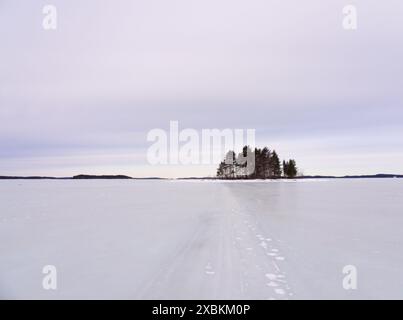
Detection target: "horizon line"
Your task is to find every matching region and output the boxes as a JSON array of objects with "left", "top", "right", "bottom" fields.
[{"left": 1, "top": 173, "right": 403, "bottom": 180}]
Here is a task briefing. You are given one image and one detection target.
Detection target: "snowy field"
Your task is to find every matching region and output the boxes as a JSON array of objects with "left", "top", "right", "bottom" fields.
[{"left": 1, "top": 179, "right": 402, "bottom": 300}]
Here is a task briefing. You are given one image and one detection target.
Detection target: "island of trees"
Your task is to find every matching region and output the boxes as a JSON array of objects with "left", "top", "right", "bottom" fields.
[{"left": 216, "top": 146, "right": 298, "bottom": 179}]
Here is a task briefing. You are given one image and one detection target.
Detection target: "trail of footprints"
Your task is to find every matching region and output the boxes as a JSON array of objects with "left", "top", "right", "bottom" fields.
[
  {"left": 240, "top": 214, "right": 294, "bottom": 300},
  {"left": 201, "top": 208, "right": 294, "bottom": 300}
]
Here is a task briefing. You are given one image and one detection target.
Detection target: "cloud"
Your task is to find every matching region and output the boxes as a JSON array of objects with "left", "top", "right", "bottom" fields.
[{"left": 1, "top": 0, "right": 403, "bottom": 176}]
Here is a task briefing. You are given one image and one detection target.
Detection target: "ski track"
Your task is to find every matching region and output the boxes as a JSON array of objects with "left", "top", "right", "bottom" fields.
[
  {"left": 139, "top": 187, "right": 294, "bottom": 300},
  {"left": 2, "top": 179, "right": 403, "bottom": 299}
]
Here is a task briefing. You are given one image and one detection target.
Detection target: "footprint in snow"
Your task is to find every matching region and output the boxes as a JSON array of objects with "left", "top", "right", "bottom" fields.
[
  {"left": 266, "top": 281, "right": 279, "bottom": 287},
  {"left": 265, "top": 273, "right": 277, "bottom": 281},
  {"left": 205, "top": 263, "right": 215, "bottom": 276},
  {"left": 275, "top": 288, "right": 286, "bottom": 295},
  {"left": 259, "top": 241, "right": 267, "bottom": 249},
  {"left": 275, "top": 257, "right": 285, "bottom": 261}
]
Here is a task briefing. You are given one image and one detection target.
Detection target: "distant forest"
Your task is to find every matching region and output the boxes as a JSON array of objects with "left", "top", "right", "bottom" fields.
[{"left": 216, "top": 146, "right": 297, "bottom": 179}]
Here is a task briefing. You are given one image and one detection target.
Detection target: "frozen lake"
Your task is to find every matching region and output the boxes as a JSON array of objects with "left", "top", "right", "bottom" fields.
[{"left": 1, "top": 179, "right": 402, "bottom": 299}]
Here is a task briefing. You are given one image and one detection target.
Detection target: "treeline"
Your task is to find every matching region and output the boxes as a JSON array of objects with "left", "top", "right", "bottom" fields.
[{"left": 216, "top": 146, "right": 298, "bottom": 179}]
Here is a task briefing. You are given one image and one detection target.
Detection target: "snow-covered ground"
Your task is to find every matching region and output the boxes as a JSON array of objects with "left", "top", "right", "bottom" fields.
[{"left": 1, "top": 179, "right": 402, "bottom": 299}]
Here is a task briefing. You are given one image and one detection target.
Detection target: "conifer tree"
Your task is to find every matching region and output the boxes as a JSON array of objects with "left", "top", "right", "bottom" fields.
[
  {"left": 287, "top": 159, "right": 298, "bottom": 178},
  {"left": 270, "top": 150, "right": 282, "bottom": 177},
  {"left": 261, "top": 147, "right": 271, "bottom": 178},
  {"left": 282, "top": 160, "right": 288, "bottom": 177}
]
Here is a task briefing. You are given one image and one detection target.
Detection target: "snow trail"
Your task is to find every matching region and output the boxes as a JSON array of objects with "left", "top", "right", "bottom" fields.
[{"left": 1, "top": 179, "right": 403, "bottom": 299}]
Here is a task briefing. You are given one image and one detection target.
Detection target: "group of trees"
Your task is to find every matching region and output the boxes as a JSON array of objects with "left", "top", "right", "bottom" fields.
[
  {"left": 283, "top": 159, "right": 298, "bottom": 178},
  {"left": 216, "top": 146, "right": 298, "bottom": 179}
]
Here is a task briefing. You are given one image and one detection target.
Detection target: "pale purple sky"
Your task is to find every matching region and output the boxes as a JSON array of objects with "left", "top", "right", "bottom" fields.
[{"left": 1, "top": 0, "right": 403, "bottom": 177}]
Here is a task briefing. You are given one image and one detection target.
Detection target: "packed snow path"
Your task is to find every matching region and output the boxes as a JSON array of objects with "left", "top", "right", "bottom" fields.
[{"left": 1, "top": 179, "right": 403, "bottom": 299}]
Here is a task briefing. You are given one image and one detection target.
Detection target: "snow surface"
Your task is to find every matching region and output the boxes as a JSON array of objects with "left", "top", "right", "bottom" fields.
[{"left": 1, "top": 179, "right": 403, "bottom": 299}]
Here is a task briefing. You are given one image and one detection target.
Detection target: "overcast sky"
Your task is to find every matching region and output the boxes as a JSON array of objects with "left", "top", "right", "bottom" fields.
[{"left": 1, "top": 0, "right": 403, "bottom": 177}]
